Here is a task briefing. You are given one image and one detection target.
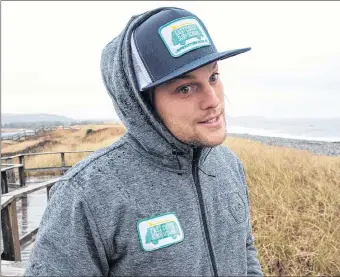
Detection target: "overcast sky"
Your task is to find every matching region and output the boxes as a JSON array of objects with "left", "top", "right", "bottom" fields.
[{"left": 2, "top": 1, "right": 340, "bottom": 121}]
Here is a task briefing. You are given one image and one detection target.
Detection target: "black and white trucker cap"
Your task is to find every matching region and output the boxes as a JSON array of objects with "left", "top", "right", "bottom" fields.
[{"left": 131, "top": 7, "right": 251, "bottom": 91}]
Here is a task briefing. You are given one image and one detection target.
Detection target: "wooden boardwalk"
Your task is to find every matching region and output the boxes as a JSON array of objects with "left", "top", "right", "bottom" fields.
[
  {"left": 1, "top": 150, "right": 94, "bottom": 276},
  {"left": 2, "top": 261, "right": 28, "bottom": 276},
  {"left": 2, "top": 241, "right": 35, "bottom": 276},
  {"left": 1, "top": 179, "right": 58, "bottom": 276}
]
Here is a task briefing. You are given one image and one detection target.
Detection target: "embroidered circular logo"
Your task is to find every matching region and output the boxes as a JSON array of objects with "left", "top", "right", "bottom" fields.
[{"left": 227, "top": 192, "right": 246, "bottom": 224}]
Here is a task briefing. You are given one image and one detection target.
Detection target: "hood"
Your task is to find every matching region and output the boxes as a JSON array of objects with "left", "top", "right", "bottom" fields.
[{"left": 100, "top": 7, "right": 212, "bottom": 172}]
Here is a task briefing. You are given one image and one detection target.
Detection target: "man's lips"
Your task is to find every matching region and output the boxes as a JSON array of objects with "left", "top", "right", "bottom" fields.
[
  {"left": 199, "top": 112, "right": 222, "bottom": 123},
  {"left": 198, "top": 113, "right": 223, "bottom": 127}
]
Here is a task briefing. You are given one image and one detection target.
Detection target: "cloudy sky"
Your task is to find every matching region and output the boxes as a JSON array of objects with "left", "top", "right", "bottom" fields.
[{"left": 2, "top": 1, "right": 340, "bottom": 121}]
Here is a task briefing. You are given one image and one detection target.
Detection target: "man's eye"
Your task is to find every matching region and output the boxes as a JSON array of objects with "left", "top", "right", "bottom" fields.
[
  {"left": 176, "top": 85, "right": 193, "bottom": 94},
  {"left": 210, "top": 73, "right": 220, "bottom": 83}
]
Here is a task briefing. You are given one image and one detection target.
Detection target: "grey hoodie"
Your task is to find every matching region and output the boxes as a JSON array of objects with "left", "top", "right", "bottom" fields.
[{"left": 24, "top": 8, "right": 263, "bottom": 277}]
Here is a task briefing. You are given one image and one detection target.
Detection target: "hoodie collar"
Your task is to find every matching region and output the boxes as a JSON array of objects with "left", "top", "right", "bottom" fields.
[{"left": 123, "top": 132, "right": 212, "bottom": 173}]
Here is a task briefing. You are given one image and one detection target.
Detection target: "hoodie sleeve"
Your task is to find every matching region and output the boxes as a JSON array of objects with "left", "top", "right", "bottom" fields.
[
  {"left": 24, "top": 179, "right": 109, "bottom": 276},
  {"left": 245, "top": 215, "right": 263, "bottom": 276},
  {"left": 238, "top": 160, "right": 263, "bottom": 276}
]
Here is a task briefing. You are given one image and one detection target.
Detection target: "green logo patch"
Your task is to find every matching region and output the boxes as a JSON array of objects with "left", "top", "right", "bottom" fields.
[
  {"left": 137, "top": 212, "right": 184, "bottom": 251},
  {"left": 158, "top": 16, "right": 211, "bottom": 57}
]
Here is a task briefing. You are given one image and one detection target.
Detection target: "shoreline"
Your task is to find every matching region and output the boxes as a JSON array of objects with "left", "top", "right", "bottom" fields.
[{"left": 227, "top": 133, "right": 340, "bottom": 157}]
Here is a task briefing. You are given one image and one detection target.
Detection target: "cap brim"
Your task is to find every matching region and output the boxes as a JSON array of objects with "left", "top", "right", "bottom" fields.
[{"left": 141, "top": 47, "right": 251, "bottom": 91}]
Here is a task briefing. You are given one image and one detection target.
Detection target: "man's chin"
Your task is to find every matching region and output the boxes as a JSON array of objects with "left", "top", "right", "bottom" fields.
[
  {"left": 202, "top": 129, "right": 226, "bottom": 146},
  {"left": 201, "top": 138, "right": 225, "bottom": 147},
  {"left": 185, "top": 133, "right": 226, "bottom": 148}
]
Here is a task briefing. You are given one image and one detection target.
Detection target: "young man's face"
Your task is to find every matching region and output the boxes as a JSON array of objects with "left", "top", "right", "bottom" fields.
[{"left": 153, "top": 62, "right": 226, "bottom": 147}]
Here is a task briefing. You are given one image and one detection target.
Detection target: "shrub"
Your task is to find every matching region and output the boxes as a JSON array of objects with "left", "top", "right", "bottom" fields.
[{"left": 86, "top": 128, "right": 93, "bottom": 136}]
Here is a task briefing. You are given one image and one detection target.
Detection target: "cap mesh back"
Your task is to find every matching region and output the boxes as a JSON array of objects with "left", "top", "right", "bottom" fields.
[{"left": 131, "top": 32, "right": 152, "bottom": 91}]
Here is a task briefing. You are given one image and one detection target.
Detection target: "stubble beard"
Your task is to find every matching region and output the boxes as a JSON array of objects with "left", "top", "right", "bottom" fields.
[
  {"left": 155, "top": 110, "right": 227, "bottom": 148},
  {"left": 173, "top": 114, "right": 227, "bottom": 148}
]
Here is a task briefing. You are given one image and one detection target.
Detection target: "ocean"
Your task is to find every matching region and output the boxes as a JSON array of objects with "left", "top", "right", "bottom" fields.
[{"left": 226, "top": 117, "right": 340, "bottom": 142}]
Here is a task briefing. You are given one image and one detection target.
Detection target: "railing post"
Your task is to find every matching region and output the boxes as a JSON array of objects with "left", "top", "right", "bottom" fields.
[
  {"left": 18, "top": 155, "right": 26, "bottom": 187},
  {"left": 1, "top": 170, "right": 9, "bottom": 194},
  {"left": 61, "top": 152, "right": 66, "bottom": 175},
  {"left": 1, "top": 201, "right": 21, "bottom": 261},
  {"left": 7, "top": 158, "right": 16, "bottom": 184}
]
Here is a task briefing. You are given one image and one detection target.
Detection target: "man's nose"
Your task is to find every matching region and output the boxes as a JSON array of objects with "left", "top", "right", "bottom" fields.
[{"left": 200, "top": 84, "right": 220, "bottom": 110}]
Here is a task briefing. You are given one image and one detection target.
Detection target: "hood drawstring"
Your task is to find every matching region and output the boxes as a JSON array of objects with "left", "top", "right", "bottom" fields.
[{"left": 172, "top": 150, "right": 184, "bottom": 171}]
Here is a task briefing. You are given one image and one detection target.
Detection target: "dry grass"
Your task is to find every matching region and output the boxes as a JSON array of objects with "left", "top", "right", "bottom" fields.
[
  {"left": 224, "top": 137, "right": 340, "bottom": 276},
  {"left": 1, "top": 125, "right": 340, "bottom": 275},
  {"left": 1, "top": 125, "right": 126, "bottom": 175}
]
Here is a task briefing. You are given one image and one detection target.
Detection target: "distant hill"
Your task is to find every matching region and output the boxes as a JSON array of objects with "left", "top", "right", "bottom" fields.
[{"left": 1, "top": 113, "right": 76, "bottom": 125}]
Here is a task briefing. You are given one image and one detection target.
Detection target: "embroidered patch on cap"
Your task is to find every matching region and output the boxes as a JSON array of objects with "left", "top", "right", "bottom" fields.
[
  {"left": 137, "top": 212, "right": 184, "bottom": 251},
  {"left": 158, "top": 16, "right": 211, "bottom": 57}
]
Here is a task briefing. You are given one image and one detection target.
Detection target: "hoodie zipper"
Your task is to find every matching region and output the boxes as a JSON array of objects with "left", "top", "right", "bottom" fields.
[{"left": 192, "top": 148, "right": 218, "bottom": 277}]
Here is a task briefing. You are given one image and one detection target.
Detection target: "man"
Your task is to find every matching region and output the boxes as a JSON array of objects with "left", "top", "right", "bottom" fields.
[{"left": 25, "top": 7, "right": 262, "bottom": 276}]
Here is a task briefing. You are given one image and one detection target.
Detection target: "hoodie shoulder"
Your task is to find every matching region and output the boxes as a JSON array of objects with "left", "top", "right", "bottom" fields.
[
  {"left": 50, "top": 137, "right": 129, "bottom": 198},
  {"left": 215, "top": 144, "right": 243, "bottom": 167},
  {"left": 62, "top": 138, "right": 126, "bottom": 177},
  {"left": 211, "top": 144, "right": 247, "bottom": 186}
]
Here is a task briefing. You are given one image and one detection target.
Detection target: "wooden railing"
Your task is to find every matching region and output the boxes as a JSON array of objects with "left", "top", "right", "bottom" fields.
[
  {"left": 1, "top": 178, "right": 59, "bottom": 261},
  {"left": 1, "top": 150, "right": 95, "bottom": 261},
  {"left": 1, "top": 164, "right": 25, "bottom": 193},
  {"left": 1, "top": 150, "right": 94, "bottom": 188}
]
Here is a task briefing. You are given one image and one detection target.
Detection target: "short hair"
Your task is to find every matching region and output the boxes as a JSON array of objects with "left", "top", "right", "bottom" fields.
[{"left": 143, "top": 88, "right": 154, "bottom": 109}]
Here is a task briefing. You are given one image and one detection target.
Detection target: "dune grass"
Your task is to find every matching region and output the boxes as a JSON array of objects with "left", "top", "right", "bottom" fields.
[
  {"left": 1, "top": 125, "right": 340, "bottom": 275},
  {"left": 224, "top": 137, "right": 340, "bottom": 275},
  {"left": 1, "top": 124, "right": 125, "bottom": 176}
]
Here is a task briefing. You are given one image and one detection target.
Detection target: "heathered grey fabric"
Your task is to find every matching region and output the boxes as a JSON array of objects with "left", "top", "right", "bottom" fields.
[{"left": 24, "top": 7, "right": 263, "bottom": 277}]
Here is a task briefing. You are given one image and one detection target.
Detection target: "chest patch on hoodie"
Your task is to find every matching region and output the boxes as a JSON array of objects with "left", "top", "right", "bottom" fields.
[{"left": 137, "top": 212, "right": 184, "bottom": 251}]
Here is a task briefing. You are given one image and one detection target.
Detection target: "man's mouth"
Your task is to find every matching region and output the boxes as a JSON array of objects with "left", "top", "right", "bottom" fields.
[
  {"left": 199, "top": 113, "right": 223, "bottom": 127},
  {"left": 202, "top": 117, "right": 219, "bottom": 123}
]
